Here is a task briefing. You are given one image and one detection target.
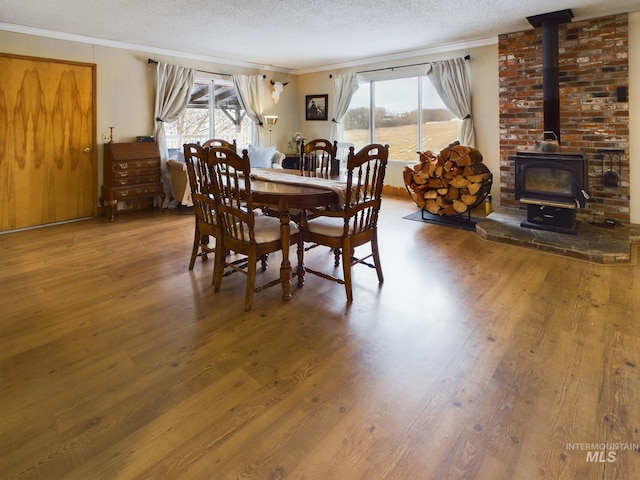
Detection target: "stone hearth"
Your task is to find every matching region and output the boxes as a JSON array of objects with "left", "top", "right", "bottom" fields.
[{"left": 476, "top": 207, "right": 640, "bottom": 265}]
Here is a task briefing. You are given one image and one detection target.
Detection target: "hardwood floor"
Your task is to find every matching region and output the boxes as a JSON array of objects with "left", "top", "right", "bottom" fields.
[{"left": 1, "top": 198, "right": 639, "bottom": 479}]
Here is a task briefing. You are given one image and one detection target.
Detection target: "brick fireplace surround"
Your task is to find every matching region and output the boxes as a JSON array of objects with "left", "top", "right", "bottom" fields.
[{"left": 499, "top": 13, "right": 629, "bottom": 223}]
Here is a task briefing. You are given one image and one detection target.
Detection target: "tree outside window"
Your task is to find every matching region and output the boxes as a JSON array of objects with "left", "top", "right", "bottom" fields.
[{"left": 166, "top": 78, "right": 252, "bottom": 151}]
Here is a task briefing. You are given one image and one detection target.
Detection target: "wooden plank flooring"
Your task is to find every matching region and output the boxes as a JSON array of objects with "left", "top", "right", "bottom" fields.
[{"left": 1, "top": 198, "right": 639, "bottom": 479}]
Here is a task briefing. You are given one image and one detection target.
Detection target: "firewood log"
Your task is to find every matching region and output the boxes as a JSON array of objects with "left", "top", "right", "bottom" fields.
[
  {"left": 440, "top": 205, "right": 458, "bottom": 215},
  {"left": 413, "top": 175, "right": 427, "bottom": 185},
  {"left": 424, "top": 190, "right": 438, "bottom": 199},
  {"left": 467, "top": 173, "right": 492, "bottom": 183},
  {"left": 467, "top": 182, "right": 482, "bottom": 195},
  {"left": 425, "top": 199, "right": 440, "bottom": 214},
  {"left": 428, "top": 178, "right": 444, "bottom": 188},
  {"left": 453, "top": 199, "right": 469, "bottom": 213},
  {"left": 449, "top": 176, "right": 470, "bottom": 188},
  {"left": 461, "top": 194, "right": 479, "bottom": 205},
  {"left": 445, "top": 186, "right": 460, "bottom": 202}
]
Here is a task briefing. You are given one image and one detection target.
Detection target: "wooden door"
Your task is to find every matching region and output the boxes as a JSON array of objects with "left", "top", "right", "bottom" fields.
[{"left": 0, "top": 54, "right": 96, "bottom": 232}]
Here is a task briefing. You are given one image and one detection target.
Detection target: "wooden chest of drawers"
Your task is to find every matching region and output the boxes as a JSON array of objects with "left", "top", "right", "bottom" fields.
[{"left": 100, "top": 142, "right": 165, "bottom": 221}]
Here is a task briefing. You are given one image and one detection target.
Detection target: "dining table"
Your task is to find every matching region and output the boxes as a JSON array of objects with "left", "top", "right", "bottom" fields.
[{"left": 248, "top": 169, "right": 347, "bottom": 301}]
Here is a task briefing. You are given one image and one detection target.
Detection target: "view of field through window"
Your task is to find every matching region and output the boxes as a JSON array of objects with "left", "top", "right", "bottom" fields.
[{"left": 343, "top": 76, "right": 461, "bottom": 162}]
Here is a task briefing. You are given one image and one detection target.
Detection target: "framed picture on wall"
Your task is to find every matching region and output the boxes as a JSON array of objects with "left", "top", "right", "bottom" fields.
[{"left": 305, "top": 94, "right": 328, "bottom": 121}]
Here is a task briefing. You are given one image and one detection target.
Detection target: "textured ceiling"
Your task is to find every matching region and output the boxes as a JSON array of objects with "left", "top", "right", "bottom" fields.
[{"left": 1, "top": 0, "right": 639, "bottom": 72}]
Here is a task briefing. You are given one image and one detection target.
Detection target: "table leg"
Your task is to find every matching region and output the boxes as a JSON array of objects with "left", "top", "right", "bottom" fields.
[
  {"left": 279, "top": 211, "right": 292, "bottom": 301},
  {"left": 296, "top": 212, "right": 306, "bottom": 287}
]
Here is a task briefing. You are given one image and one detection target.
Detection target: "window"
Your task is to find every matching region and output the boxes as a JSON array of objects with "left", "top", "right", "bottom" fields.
[
  {"left": 343, "top": 75, "right": 461, "bottom": 161},
  {"left": 165, "top": 78, "right": 252, "bottom": 151}
]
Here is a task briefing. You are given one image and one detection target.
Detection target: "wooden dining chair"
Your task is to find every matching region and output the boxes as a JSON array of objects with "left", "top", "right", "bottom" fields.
[
  {"left": 207, "top": 147, "right": 301, "bottom": 311},
  {"left": 201, "top": 138, "right": 237, "bottom": 151},
  {"left": 183, "top": 143, "right": 217, "bottom": 270},
  {"left": 299, "top": 143, "right": 389, "bottom": 302},
  {"left": 300, "top": 138, "right": 337, "bottom": 177}
]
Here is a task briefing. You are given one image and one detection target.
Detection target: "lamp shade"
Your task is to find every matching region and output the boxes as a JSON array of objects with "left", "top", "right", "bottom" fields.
[{"left": 264, "top": 115, "right": 278, "bottom": 127}]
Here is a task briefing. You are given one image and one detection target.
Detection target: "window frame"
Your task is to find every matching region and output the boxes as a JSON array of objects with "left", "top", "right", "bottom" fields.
[
  {"left": 343, "top": 70, "right": 460, "bottom": 162},
  {"left": 166, "top": 76, "right": 253, "bottom": 150}
]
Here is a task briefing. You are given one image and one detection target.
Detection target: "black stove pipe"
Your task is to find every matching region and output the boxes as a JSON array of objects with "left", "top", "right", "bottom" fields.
[{"left": 527, "top": 9, "right": 574, "bottom": 145}]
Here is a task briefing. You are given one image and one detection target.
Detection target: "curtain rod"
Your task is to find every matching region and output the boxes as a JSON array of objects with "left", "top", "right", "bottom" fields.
[
  {"left": 147, "top": 58, "right": 232, "bottom": 77},
  {"left": 334, "top": 54, "right": 470, "bottom": 77},
  {"left": 147, "top": 59, "right": 267, "bottom": 79}
]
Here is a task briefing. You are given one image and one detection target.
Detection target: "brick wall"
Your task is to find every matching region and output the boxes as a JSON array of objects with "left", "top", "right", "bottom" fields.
[{"left": 499, "top": 13, "right": 629, "bottom": 222}]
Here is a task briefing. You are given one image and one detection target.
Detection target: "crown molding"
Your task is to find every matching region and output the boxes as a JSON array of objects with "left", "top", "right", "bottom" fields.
[
  {"left": 0, "top": 22, "right": 292, "bottom": 73},
  {"left": 291, "top": 36, "right": 498, "bottom": 75},
  {"left": 1, "top": 21, "right": 495, "bottom": 75}
]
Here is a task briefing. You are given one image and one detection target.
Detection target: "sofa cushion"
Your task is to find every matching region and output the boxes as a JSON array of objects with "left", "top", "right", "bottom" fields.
[
  {"left": 271, "top": 151, "right": 285, "bottom": 168},
  {"left": 248, "top": 144, "right": 276, "bottom": 169}
]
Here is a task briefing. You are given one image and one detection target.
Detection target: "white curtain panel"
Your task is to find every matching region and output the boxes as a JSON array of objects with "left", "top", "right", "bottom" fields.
[
  {"left": 153, "top": 62, "right": 196, "bottom": 206},
  {"left": 232, "top": 75, "right": 266, "bottom": 147},
  {"left": 427, "top": 57, "right": 475, "bottom": 147},
  {"left": 330, "top": 73, "right": 359, "bottom": 143}
]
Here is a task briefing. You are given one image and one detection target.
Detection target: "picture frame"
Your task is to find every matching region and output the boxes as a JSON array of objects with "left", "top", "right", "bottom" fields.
[{"left": 305, "top": 94, "right": 328, "bottom": 121}]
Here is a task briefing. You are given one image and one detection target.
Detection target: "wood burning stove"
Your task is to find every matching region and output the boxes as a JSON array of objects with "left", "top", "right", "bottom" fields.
[
  {"left": 509, "top": 9, "right": 589, "bottom": 235},
  {"left": 512, "top": 151, "right": 587, "bottom": 234}
]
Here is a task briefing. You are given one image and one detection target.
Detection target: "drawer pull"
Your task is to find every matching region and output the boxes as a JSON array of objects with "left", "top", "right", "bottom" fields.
[{"left": 118, "top": 163, "right": 128, "bottom": 169}]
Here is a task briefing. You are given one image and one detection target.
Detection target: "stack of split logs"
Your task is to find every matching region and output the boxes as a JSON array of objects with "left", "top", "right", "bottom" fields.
[{"left": 404, "top": 143, "right": 492, "bottom": 216}]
